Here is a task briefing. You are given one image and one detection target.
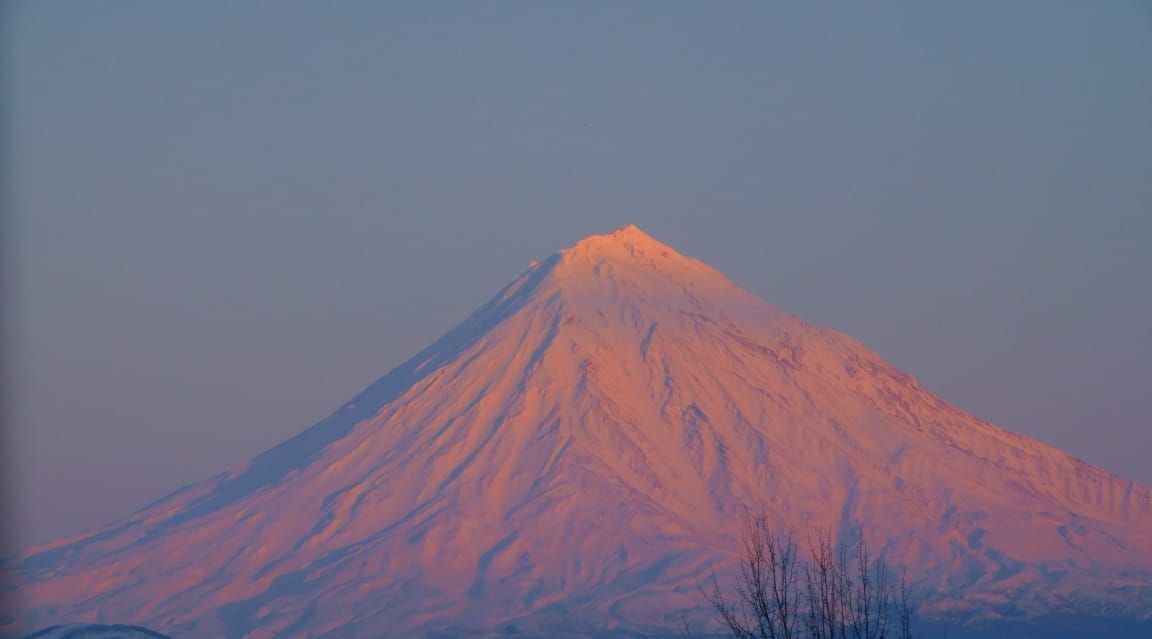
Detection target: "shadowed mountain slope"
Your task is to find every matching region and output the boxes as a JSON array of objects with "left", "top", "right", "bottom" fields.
[{"left": 21, "top": 624, "right": 174, "bottom": 639}]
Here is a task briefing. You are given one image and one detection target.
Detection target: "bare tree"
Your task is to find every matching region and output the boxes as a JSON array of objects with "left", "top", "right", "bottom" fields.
[
  {"left": 699, "top": 513, "right": 802, "bottom": 639},
  {"left": 690, "top": 512, "right": 915, "bottom": 639}
]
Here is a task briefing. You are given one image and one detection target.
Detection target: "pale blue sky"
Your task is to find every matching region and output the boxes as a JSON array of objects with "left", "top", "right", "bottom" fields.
[{"left": 9, "top": 1, "right": 1152, "bottom": 545}]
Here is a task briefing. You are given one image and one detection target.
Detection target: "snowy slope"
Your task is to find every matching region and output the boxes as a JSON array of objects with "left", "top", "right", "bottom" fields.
[{"left": 7, "top": 225, "right": 1152, "bottom": 638}]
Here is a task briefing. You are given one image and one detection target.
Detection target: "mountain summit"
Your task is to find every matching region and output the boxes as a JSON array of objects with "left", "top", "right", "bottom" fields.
[{"left": 9, "top": 226, "right": 1152, "bottom": 637}]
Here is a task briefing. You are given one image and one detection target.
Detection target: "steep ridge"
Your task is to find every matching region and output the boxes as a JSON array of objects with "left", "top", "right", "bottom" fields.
[{"left": 8, "top": 225, "right": 1152, "bottom": 637}]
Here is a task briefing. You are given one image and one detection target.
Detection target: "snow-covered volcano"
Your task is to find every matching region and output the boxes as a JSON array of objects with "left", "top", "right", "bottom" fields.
[{"left": 8, "top": 226, "right": 1152, "bottom": 637}]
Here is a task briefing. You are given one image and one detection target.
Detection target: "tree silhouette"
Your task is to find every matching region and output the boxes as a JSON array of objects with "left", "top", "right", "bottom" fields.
[{"left": 686, "top": 512, "right": 915, "bottom": 639}]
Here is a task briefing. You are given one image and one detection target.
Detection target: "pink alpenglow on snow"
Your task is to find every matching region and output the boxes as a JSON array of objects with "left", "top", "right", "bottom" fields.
[{"left": 9, "top": 226, "right": 1152, "bottom": 637}]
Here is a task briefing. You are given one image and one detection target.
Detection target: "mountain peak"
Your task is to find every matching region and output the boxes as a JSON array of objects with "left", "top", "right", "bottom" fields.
[
  {"left": 606, "top": 223, "right": 655, "bottom": 242},
  {"left": 566, "top": 223, "right": 668, "bottom": 252},
  {"left": 558, "top": 224, "right": 713, "bottom": 280}
]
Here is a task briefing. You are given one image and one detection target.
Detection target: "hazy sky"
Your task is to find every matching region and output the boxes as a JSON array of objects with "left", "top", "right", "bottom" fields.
[{"left": 9, "top": 2, "right": 1152, "bottom": 546}]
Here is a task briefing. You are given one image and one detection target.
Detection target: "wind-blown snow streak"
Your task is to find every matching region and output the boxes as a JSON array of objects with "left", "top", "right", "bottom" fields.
[{"left": 8, "top": 225, "right": 1152, "bottom": 637}]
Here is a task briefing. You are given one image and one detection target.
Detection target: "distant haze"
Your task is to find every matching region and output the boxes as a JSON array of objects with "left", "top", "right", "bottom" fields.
[{"left": 9, "top": 2, "right": 1152, "bottom": 546}]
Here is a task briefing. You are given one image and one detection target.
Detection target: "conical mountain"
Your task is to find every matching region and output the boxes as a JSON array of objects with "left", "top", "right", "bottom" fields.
[{"left": 9, "top": 226, "right": 1152, "bottom": 637}]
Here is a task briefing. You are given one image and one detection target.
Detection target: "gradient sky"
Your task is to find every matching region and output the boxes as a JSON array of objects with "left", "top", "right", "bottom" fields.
[{"left": 8, "top": 1, "right": 1152, "bottom": 546}]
